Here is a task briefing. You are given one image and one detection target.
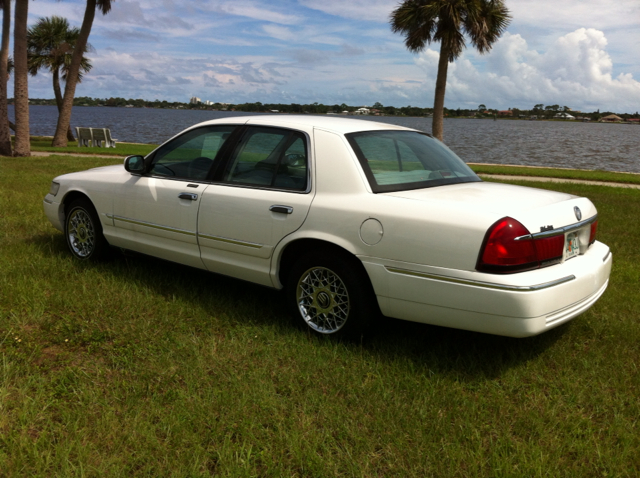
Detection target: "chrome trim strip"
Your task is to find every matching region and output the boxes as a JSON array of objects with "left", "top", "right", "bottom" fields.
[
  {"left": 603, "top": 249, "right": 611, "bottom": 262},
  {"left": 108, "top": 214, "right": 196, "bottom": 236},
  {"left": 385, "top": 267, "right": 576, "bottom": 292},
  {"left": 515, "top": 214, "right": 598, "bottom": 241},
  {"left": 197, "top": 232, "right": 263, "bottom": 249},
  {"left": 108, "top": 214, "right": 263, "bottom": 248}
]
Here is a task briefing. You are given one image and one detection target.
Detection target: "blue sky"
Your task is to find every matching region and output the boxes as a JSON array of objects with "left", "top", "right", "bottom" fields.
[{"left": 18, "top": 0, "right": 640, "bottom": 112}]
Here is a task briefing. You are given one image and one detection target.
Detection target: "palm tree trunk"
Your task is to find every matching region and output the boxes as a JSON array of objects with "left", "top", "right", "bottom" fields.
[
  {"left": 52, "top": 0, "right": 96, "bottom": 147},
  {"left": 0, "top": 0, "right": 12, "bottom": 156},
  {"left": 432, "top": 41, "right": 450, "bottom": 142},
  {"left": 52, "top": 68, "right": 75, "bottom": 141},
  {"left": 13, "top": 0, "right": 29, "bottom": 156}
]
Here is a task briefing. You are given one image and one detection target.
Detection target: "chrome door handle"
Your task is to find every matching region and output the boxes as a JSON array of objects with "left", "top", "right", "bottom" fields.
[
  {"left": 178, "top": 192, "right": 198, "bottom": 201},
  {"left": 270, "top": 205, "right": 293, "bottom": 214}
]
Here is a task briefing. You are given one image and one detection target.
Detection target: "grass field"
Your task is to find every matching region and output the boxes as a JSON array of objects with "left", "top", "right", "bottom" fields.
[
  {"left": 1, "top": 155, "right": 639, "bottom": 476},
  {"left": 468, "top": 163, "right": 640, "bottom": 185}
]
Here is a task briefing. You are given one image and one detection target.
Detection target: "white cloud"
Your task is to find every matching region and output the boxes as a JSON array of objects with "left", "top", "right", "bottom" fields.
[
  {"left": 415, "top": 29, "right": 640, "bottom": 111},
  {"left": 27, "top": 1, "right": 85, "bottom": 24},
  {"left": 298, "top": 0, "right": 395, "bottom": 22},
  {"left": 508, "top": 0, "right": 640, "bottom": 31},
  {"left": 101, "top": 0, "right": 147, "bottom": 25},
  {"left": 207, "top": 1, "right": 304, "bottom": 25},
  {"left": 262, "top": 25, "right": 298, "bottom": 42}
]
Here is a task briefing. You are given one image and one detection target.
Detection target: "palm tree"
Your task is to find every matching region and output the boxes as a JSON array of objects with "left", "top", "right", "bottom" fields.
[
  {"left": 28, "top": 16, "right": 93, "bottom": 142},
  {"left": 52, "top": 0, "right": 113, "bottom": 147},
  {"left": 0, "top": 0, "right": 12, "bottom": 156},
  {"left": 391, "top": 0, "right": 511, "bottom": 141},
  {"left": 13, "top": 0, "right": 30, "bottom": 156}
]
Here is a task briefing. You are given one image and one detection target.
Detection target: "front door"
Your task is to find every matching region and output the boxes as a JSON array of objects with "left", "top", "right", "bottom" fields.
[{"left": 111, "top": 125, "right": 237, "bottom": 268}]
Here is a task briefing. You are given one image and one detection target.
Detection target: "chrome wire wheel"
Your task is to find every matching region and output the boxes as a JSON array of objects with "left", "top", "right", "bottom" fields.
[
  {"left": 66, "top": 208, "right": 96, "bottom": 258},
  {"left": 296, "top": 266, "right": 350, "bottom": 334}
]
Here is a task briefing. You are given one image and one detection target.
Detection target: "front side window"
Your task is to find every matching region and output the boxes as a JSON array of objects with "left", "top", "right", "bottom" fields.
[
  {"left": 149, "top": 126, "right": 236, "bottom": 180},
  {"left": 346, "top": 130, "right": 480, "bottom": 193},
  {"left": 224, "top": 127, "right": 308, "bottom": 191}
]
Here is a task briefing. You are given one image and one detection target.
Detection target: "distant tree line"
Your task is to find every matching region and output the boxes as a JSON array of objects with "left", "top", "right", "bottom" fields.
[{"left": 17, "top": 97, "right": 639, "bottom": 121}]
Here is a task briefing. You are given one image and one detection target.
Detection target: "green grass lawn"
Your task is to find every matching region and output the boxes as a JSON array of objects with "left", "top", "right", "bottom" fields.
[
  {"left": 469, "top": 163, "right": 640, "bottom": 185},
  {"left": 1, "top": 155, "right": 639, "bottom": 476}
]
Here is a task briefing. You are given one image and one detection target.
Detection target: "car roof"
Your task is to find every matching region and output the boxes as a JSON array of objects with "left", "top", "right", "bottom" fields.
[{"left": 191, "top": 114, "right": 417, "bottom": 135}]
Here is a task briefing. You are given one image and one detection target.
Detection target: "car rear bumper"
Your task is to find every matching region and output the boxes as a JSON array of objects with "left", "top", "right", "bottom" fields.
[{"left": 360, "top": 241, "right": 612, "bottom": 337}]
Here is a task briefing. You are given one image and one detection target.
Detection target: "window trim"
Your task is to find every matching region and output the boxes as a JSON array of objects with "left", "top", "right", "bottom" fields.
[
  {"left": 345, "top": 130, "right": 481, "bottom": 194},
  {"left": 219, "top": 125, "right": 313, "bottom": 194},
  {"left": 141, "top": 123, "right": 313, "bottom": 194},
  {"left": 143, "top": 125, "right": 241, "bottom": 183}
]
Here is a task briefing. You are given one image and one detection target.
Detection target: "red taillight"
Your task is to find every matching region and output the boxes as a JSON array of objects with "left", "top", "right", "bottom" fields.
[
  {"left": 589, "top": 220, "right": 598, "bottom": 245},
  {"left": 477, "top": 217, "right": 564, "bottom": 273},
  {"left": 479, "top": 217, "right": 536, "bottom": 268},
  {"left": 534, "top": 235, "right": 564, "bottom": 264}
]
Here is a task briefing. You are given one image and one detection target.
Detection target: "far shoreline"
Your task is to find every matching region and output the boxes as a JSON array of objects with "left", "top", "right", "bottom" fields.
[{"left": 16, "top": 102, "right": 640, "bottom": 124}]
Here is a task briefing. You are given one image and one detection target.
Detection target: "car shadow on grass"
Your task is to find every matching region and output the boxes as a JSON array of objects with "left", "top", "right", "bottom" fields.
[
  {"left": 28, "top": 233, "right": 569, "bottom": 381},
  {"left": 366, "top": 316, "right": 568, "bottom": 381}
]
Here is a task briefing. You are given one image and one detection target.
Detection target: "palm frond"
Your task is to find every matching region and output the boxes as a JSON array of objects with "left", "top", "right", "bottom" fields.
[
  {"left": 27, "top": 15, "right": 93, "bottom": 81},
  {"left": 464, "top": 0, "right": 511, "bottom": 54},
  {"left": 391, "top": 0, "right": 510, "bottom": 60},
  {"left": 97, "top": 0, "right": 114, "bottom": 15},
  {"left": 390, "top": 0, "right": 437, "bottom": 53}
]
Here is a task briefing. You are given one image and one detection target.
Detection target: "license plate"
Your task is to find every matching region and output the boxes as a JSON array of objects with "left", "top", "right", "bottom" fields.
[{"left": 565, "top": 232, "right": 580, "bottom": 260}]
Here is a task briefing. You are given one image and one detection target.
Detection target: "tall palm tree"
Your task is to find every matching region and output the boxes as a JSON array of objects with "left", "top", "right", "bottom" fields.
[
  {"left": 28, "top": 16, "right": 93, "bottom": 142},
  {"left": 0, "top": 0, "right": 12, "bottom": 156},
  {"left": 391, "top": 0, "right": 510, "bottom": 141},
  {"left": 13, "top": 0, "right": 29, "bottom": 156},
  {"left": 52, "top": 0, "right": 113, "bottom": 147}
]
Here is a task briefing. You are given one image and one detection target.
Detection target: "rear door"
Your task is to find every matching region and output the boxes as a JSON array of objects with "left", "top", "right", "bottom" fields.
[{"left": 197, "top": 126, "right": 314, "bottom": 286}]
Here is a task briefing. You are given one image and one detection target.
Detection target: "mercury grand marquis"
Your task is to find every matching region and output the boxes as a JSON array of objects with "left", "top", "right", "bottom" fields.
[{"left": 43, "top": 115, "right": 612, "bottom": 338}]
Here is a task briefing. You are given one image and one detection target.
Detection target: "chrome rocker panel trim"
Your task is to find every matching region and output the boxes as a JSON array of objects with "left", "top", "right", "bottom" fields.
[
  {"left": 107, "top": 214, "right": 263, "bottom": 249},
  {"left": 108, "top": 214, "right": 196, "bottom": 236}
]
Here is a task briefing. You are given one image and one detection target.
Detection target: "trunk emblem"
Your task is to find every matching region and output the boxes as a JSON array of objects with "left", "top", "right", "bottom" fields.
[{"left": 574, "top": 206, "right": 582, "bottom": 221}]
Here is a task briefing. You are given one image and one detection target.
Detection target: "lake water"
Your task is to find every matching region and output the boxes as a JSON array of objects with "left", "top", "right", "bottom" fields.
[{"left": 16, "top": 105, "right": 640, "bottom": 173}]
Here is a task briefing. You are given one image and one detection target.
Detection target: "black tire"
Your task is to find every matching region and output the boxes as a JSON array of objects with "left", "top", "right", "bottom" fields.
[
  {"left": 286, "top": 249, "right": 379, "bottom": 339},
  {"left": 64, "top": 198, "right": 109, "bottom": 260}
]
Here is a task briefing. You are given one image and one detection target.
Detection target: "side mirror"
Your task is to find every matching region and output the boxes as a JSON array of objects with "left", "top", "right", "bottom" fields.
[{"left": 124, "top": 155, "right": 146, "bottom": 174}]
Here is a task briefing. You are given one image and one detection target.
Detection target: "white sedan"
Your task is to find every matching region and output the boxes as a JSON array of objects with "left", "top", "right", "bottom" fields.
[{"left": 43, "top": 115, "right": 612, "bottom": 338}]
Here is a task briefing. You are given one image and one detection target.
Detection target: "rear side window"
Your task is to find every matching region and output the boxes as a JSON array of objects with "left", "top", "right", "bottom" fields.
[
  {"left": 346, "top": 130, "right": 480, "bottom": 192},
  {"left": 150, "top": 126, "right": 235, "bottom": 180},
  {"left": 223, "top": 126, "right": 308, "bottom": 191}
]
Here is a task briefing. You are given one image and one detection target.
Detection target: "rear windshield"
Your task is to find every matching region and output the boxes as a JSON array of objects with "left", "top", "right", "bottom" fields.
[{"left": 346, "top": 130, "right": 480, "bottom": 193}]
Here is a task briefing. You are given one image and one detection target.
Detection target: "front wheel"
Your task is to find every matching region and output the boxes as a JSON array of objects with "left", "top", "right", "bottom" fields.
[
  {"left": 65, "top": 198, "right": 109, "bottom": 260},
  {"left": 286, "top": 251, "right": 378, "bottom": 338}
]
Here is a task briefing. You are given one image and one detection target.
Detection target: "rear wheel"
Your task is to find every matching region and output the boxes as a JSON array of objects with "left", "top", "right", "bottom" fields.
[
  {"left": 65, "top": 198, "right": 109, "bottom": 260},
  {"left": 286, "top": 250, "right": 378, "bottom": 338}
]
